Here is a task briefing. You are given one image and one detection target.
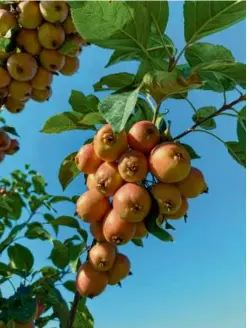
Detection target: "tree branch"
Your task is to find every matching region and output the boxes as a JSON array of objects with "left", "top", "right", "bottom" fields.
[{"left": 173, "top": 94, "right": 246, "bottom": 141}]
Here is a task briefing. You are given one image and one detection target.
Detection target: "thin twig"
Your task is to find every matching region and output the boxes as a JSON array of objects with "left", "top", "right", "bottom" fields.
[
  {"left": 191, "top": 129, "right": 226, "bottom": 145},
  {"left": 173, "top": 94, "right": 246, "bottom": 141}
]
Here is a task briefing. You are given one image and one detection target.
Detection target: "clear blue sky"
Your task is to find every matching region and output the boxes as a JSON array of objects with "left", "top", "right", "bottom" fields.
[{"left": 1, "top": 2, "right": 245, "bottom": 328}]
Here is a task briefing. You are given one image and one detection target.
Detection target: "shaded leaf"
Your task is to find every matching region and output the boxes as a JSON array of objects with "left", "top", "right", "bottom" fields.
[
  {"left": 73, "top": 300, "right": 94, "bottom": 328},
  {"left": 4, "top": 192, "right": 23, "bottom": 220},
  {"left": 99, "top": 87, "right": 140, "bottom": 133},
  {"left": 106, "top": 49, "right": 142, "bottom": 68},
  {"left": 184, "top": 1, "right": 246, "bottom": 43},
  {"left": 94, "top": 73, "right": 135, "bottom": 92},
  {"left": 50, "top": 216, "right": 80, "bottom": 229},
  {"left": 225, "top": 141, "right": 245, "bottom": 167},
  {"left": 195, "top": 61, "right": 246, "bottom": 87},
  {"left": 131, "top": 239, "right": 144, "bottom": 247},
  {"left": 41, "top": 112, "right": 94, "bottom": 134},
  {"left": 50, "top": 240, "right": 69, "bottom": 269},
  {"left": 147, "top": 32, "right": 176, "bottom": 60},
  {"left": 0, "top": 262, "right": 12, "bottom": 277},
  {"left": 68, "top": 242, "right": 86, "bottom": 273},
  {"left": 59, "top": 37, "right": 79, "bottom": 55},
  {"left": 0, "top": 197, "right": 12, "bottom": 212},
  {"left": 144, "top": 0, "right": 169, "bottom": 34},
  {"left": 181, "top": 144, "right": 201, "bottom": 160},
  {"left": 237, "top": 105, "right": 246, "bottom": 146},
  {"left": 69, "top": 90, "right": 99, "bottom": 114},
  {"left": 41, "top": 266, "right": 60, "bottom": 279},
  {"left": 185, "top": 42, "right": 235, "bottom": 92},
  {"left": 77, "top": 229, "right": 88, "bottom": 243},
  {"left": 125, "top": 97, "right": 154, "bottom": 131},
  {"left": 79, "top": 112, "right": 104, "bottom": 126},
  {"left": 8, "top": 243, "right": 34, "bottom": 273},
  {"left": 58, "top": 152, "right": 80, "bottom": 191},
  {"left": 144, "top": 194, "right": 174, "bottom": 242},
  {"left": 25, "top": 222, "right": 52, "bottom": 241},
  {"left": 32, "top": 175, "right": 46, "bottom": 194},
  {"left": 63, "top": 280, "right": 76, "bottom": 293},
  {"left": 1, "top": 125, "right": 20, "bottom": 137},
  {"left": 165, "top": 221, "right": 176, "bottom": 231},
  {"left": 49, "top": 196, "right": 73, "bottom": 204},
  {"left": 8, "top": 294, "right": 37, "bottom": 323},
  {"left": 44, "top": 213, "right": 59, "bottom": 236},
  {"left": 0, "top": 222, "right": 4, "bottom": 239},
  {"left": 143, "top": 69, "right": 201, "bottom": 102},
  {"left": 192, "top": 107, "right": 217, "bottom": 130},
  {"left": 39, "top": 283, "right": 69, "bottom": 328}
]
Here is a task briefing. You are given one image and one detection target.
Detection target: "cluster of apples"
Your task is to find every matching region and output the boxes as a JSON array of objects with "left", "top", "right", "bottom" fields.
[
  {"left": 74, "top": 121, "right": 208, "bottom": 298},
  {"left": 0, "top": 128, "right": 19, "bottom": 163},
  {"left": 0, "top": 0, "right": 85, "bottom": 113}
]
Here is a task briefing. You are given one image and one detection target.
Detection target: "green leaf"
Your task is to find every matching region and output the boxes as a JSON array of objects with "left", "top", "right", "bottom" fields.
[
  {"left": 184, "top": 1, "right": 246, "bottom": 44},
  {"left": 99, "top": 87, "right": 140, "bottom": 133},
  {"left": 195, "top": 61, "right": 246, "bottom": 87},
  {"left": 59, "top": 152, "right": 80, "bottom": 191},
  {"left": 106, "top": 49, "right": 141, "bottom": 68},
  {"left": 32, "top": 175, "right": 46, "bottom": 194},
  {"left": 144, "top": 195, "right": 174, "bottom": 242},
  {"left": 39, "top": 284, "right": 69, "bottom": 328},
  {"left": 50, "top": 240, "right": 69, "bottom": 269},
  {"left": 146, "top": 32, "right": 176, "bottom": 60},
  {"left": 185, "top": 42, "right": 235, "bottom": 92},
  {"left": 8, "top": 294, "right": 37, "bottom": 323},
  {"left": 63, "top": 280, "right": 76, "bottom": 293},
  {"left": 136, "top": 58, "right": 169, "bottom": 82},
  {"left": 192, "top": 106, "right": 216, "bottom": 130},
  {"left": 237, "top": 105, "right": 246, "bottom": 147},
  {"left": 0, "top": 262, "right": 12, "bottom": 277},
  {"left": 25, "top": 222, "right": 52, "bottom": 241},
  {"left": 77, "top": 228, "right": 88, "bottom": 243},
  {"left": 225, "top": 141, "right": 245, "bottom": 167},
  {"left": 70, "top": 1, "right": 151, "bottom": 52},
  {"left": 49, "top": 196, "right": 73, "bottom": 204},
  {"left": 8, "top": 244, "right": 34, "bottom": 273},
  {"left": 68, "top": 242, "right": 86, "bottom": 273},
  {"left": 0, "top": 196, "right": 12, "bottom": 212},
  {"left": 41, "top": 112, "right": 94, "bottom": 134},
  {"left": 1, "top": 125, "right": 20, "bottom": 137},
  {"left": 131, "top": 239, "right": 144, "bottom": 247},
  {"left": 142, "top": 69, "right": 201, "bottom": 102},
  {"left": 4, "top": 192, "right": 23, "bottom": 220},
  {"left": 69, "top": 90, "right": 99, "bottom": 114},
  {"left": 181, "top": 144, "right": 201, "bottom": 160},
  {"left": 41, "top": 266, "right": 60, "bottom": 279},
  {"left": 0, "top": 222, "right": 4, "bottom": 239},
  {"left": 94, "top": 73, "right": 135, "bottom": 92},
  {"left": 79, "top": 112, "right": 104, "bottom": 126},
  {"left": 0, "top": 37, "right": 11, "bottom": 51},
  {"left": 144, "top": 0, "right": 169, "bottom": 34},
  {"left": 73, "top": 300, "right": 94, "bottom": 328},
  {"left": 50, "top": 216, "right": 80, "bottom": 229},
  {"left": 58, "top": 37, "right": 79, "bottom": 55},
  {"left": 44, "top": 213, "right": 59, "bottom": 236},
  {"left": 125, "top": 97, "right": 154, "bottom": 131}
]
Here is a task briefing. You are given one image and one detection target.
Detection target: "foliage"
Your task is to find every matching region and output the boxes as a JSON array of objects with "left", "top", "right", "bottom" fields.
[
  {"left": 0, "top": 166, "right": 92, "bottom": 327},
  {"left": 0, "top": 1, "right": 246, "bottom": 328}
]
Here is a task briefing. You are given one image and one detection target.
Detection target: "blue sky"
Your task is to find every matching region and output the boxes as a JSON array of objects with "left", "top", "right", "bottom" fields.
[{"left": 1, "top": 2, "right": 245, "bottom": 328}]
